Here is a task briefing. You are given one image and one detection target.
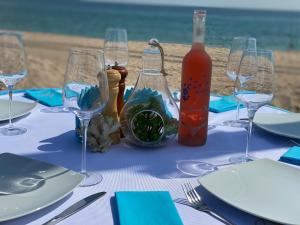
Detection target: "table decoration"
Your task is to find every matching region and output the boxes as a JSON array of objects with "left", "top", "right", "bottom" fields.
[
  {"left": 253, "top": 113, "right": 300, "bottom": 139},
  {"left": 86, "top": 68, "right": 122, "bottom": 151},
  {"left": 120, "top": 40, "right": 179, "bottom": 147},
  {"left": 199, "top": 159, "right": 300, "bottom": 225},
  {"left": 0, "top": 153, "right": 83, "bottom": 222},
  {"left": 0, "top": 32, "right": 28, "bottom": 136},
  {"left": 63, "top": 48, "right": 109, "bottom": 186},
  {"left": 0, "top": 99, "right": 36, "bottom": 121},
  {"left": 115, "top": 191, "right": 184, "bottom": 225},
  {"left": 231, "top": 49, "right": 275, "bottom": 163},
  {"left": 209, "top": 96, "right": 242, "bottom": 113},
  {"left": 104, "top": 28, "right": 129, "bottom": 115},
  {"left": 279, "top": 146, "right": 300, "bottom": 166},
  {"left": 178, "top": 10, "right": 212, "bottom": 146},
  {"left": 24, "top": 89, "right": 62, "bottom": 107},
  {"left": 223, "top": 36, "right": 256, "bottom": 127}
]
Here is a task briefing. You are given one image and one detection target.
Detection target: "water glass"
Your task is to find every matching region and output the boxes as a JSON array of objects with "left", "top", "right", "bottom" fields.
[
  {"left": 223, "top": 36, "right": 256, "bottom": 127},
  {"left": 104, "top": 28, "right": 128, "bottom": 67},
  {"left": 0, "top": 32, "right": 28, "bottom": 136},
  {"left": 63, "top": 48, "right": 109, "bottom": 187},
  {"left": 231, "top": 49, "right": 275, "bottom": 163}
]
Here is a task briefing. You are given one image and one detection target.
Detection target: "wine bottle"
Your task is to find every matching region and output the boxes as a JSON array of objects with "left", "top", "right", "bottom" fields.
[{"left": 178, "top": 10, "right": 212, "bottom": 146}]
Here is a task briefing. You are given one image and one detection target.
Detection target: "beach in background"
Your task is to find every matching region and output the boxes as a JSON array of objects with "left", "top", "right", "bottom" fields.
[
  {"left": 0, "top": 0, "right": 299, "bottom": 50},
  {"left": 0, "top": 0, "right": 299, "bottom": 111},
  {"left": 15, "top": 32, "right": 300, "bottom": 112}
]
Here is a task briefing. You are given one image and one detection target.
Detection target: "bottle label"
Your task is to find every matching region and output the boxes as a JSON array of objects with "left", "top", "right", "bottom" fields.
[{"left": 182, "top": 78, "right": 210, "bottom": 101}]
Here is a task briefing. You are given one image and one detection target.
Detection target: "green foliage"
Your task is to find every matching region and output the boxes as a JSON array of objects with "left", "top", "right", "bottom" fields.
[{"left": 126, "top": 94, "right": 178, "bottom": 145}]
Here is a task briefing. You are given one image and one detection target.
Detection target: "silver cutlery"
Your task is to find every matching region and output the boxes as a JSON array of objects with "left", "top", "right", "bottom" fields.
[
  {"left": 42, "top": 191, "right": 106, "bottom": 225},
  {"left": 182, "top": 182, "right": 234, "bottom": 225}
]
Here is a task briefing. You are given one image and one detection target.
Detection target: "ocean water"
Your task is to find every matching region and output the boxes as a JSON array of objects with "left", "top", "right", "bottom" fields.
[{"left": 0, "top": 0, "right": 299, "bottom": 50}]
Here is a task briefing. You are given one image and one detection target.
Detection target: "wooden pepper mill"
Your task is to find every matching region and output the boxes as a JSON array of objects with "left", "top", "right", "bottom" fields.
[
  {"left": 103, "top": 69, "right": 122, "bottom": 144},
  {"left": 112, "top": 64, "right": 128, "bottom": 115}
]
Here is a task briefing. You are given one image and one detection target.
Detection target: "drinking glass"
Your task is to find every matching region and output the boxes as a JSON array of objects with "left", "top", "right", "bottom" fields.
[
  {"left": 230, "top": 49, "right": 275, "bottom": 163},
  {"left": 223, "top": 37, "right": 256, "bottom": 127},
  {"left": 63, "top": 48, "right": 109, "bottom": 186},
  {"left": 104, "top": 28, "right": 128, "bottom": 67},
  {"left": 0, "top": 32, "right": 28, "bottom": 136}
]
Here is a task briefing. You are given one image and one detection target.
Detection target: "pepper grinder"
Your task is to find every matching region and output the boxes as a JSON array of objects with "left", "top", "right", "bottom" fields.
[
  {"left": 103, "top": 28, "right": 129, "bottom": 115},
  {"left": 112, "top": 63, "right": 128, "bottom": 115}
]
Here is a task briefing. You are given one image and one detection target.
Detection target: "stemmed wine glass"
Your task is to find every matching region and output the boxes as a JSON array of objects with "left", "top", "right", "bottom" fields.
[
  {"left": 104, "top": 28, "right": 128, "bottom": 67},
  {"left": 223, "top": 37, "right": 256, "bottom": 127},
  {"left": 0, "top": 32, "right": 28, "bottom": 136},
  {"left": 230, "top": 49, "right": 275, "bottom": 163},
  {"left": 63, "top": 48, "right": 109, "bottom": 186}
]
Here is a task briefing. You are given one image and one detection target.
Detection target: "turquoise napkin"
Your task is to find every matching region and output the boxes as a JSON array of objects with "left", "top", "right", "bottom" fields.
[
  {"left": 209, "top": 96, "right": 242, "bottom": 113},
  {"left": 279, "top": 146, "right": 300, "bottom": 166},
  {"left": 24, "top": 89, "right": 62, "bottom": 107},
  {"left": 115, "top": 191, "right": 184, "bottom": 225}
]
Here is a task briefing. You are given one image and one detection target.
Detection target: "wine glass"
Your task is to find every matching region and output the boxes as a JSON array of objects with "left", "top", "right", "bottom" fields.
[
  {"left": 63, "top": 48, "right": 109, "bottom": 187},
  {"left": 104, "top": 28, "right": 128, "bottom": 67},
  {"left": 230, "top": 49, "right": 275, "bottom": 163},
  {"left": 223, "top": 37, "right": 256, "bottom": 127},
  {"left": 0, "top": 32, "right": 28, "bottom": 136}
]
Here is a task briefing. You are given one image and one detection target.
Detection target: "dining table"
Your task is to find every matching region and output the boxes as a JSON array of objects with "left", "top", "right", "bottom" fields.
[{"left": 0, "top": 90, "right": 294, "bottom": 225}]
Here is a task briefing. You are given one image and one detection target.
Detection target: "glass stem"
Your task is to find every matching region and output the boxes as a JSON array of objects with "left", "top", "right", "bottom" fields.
[
  {"left": 236, "top": 101, "right": 240, "bottom": 121},
  {"left": 246, "top": 109, "right": 255, "bottom": 159},
  {"left": 8, "top": 85, "right": 14, "bottom": 129},
  {"left": 80, "top": 118, "right": 90, "bottom": 176}
]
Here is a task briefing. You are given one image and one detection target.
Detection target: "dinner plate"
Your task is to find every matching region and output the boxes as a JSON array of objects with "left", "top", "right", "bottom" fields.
[
  {"left": 0, "top": 153, "right": 83, "bottom": 222},
  {"left": 0, "top": 99, "right": 36, "bottom": 121},
  {"left": 254, "top": 113, "right": 300, "bottom": 139},
  {"left": 199, "top": 159, "right": 300, "bottom": 225}
]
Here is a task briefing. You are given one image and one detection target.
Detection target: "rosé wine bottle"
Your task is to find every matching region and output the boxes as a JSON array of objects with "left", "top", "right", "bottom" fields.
[{"left": 178, "top": 10, "right": 212, "bottom": 146}]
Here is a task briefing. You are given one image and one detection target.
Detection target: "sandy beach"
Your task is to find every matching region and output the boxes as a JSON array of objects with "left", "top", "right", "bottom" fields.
[{"left": 9, "top": 31, "right": 300, "bottom": 112}]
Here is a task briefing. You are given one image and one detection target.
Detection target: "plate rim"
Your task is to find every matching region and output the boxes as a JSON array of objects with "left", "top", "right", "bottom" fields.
[
  {"left": 0, "top": 99, "right": 37, "bottom": 121},
  {"left": 198, "top": 159, "right": 300, "bottom": 225},
  {"left": 0, "top": 153, "right": 84, "bottom": 222},
  {"left": 254, "top": 113, "right": 300, "bottom": 139}
]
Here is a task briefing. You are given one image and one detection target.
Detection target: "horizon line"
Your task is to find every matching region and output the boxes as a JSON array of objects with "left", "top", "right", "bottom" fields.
[{"left": 82, "top": 0, "right": 300, "bottom": 12}]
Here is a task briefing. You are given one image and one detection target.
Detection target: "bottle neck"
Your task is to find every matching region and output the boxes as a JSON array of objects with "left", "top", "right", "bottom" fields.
[{"left": 193, "top": 13, "right": 206, "bottom": 44}]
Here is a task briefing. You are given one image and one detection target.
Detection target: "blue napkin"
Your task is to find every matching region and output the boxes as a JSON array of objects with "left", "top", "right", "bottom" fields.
[
  {"left": 115, "top": 191, "right": 184, "bottom": 225},
  {"left": 279, "top": 146, "right": 300, "bottom": 166},
  {"left": 209, "top": 96, "right": 242, "bottom": 113},
  {"left": 24, "top": 89, "right": 62, "bottom": 107}
]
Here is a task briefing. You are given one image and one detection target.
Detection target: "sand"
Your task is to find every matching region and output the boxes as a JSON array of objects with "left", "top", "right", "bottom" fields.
[{"left": 8, "top": 31, "right": 300, "bottom": 112}]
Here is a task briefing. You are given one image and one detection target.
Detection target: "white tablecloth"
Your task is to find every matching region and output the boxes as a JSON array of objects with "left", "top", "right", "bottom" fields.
[{"left": 0, "top": 93, "right": 293, "bottom": 225}]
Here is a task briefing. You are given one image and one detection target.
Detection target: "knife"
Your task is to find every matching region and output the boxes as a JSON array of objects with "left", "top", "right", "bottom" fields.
[{"left": 42, "top": 192, "right": 106, "bottom": 225}]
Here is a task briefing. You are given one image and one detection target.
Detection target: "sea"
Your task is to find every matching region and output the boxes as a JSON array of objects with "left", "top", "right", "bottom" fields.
[{"left": 0, "top": 0, "right": 299, "bottom": 51}]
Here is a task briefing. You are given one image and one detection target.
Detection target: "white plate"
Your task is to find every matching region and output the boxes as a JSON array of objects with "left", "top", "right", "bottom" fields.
[
  {"left": 199, "top": 159, "right": 300, "bottom": 225},
  {"left": 254, "top": 113, "right": 300, "bottom": 139},
  {"left": 0, "top": 99, "right": 36, "bottom": 121},
  {"left": 0, "top": 153, "right": 83, "bottom": 222}
]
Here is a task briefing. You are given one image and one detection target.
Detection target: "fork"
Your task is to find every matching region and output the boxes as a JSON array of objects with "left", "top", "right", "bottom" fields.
[{"left": 182, "top": 182, "right": 234, "bottom": 225}]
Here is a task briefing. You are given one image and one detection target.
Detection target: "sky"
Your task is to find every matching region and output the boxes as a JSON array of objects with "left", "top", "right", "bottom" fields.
[{"left": 86, "top": 0, "right": 300, "bottom": 11}]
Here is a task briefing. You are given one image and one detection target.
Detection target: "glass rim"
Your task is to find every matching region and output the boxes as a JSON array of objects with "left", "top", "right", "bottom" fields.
[
  {"left": 69, "top": 48, "right": 104, "bottom": 56},
  {"left": 0, "top": 31, "right": 24, "bottom": 46},
  {"left": 257, "top": 49, "right": 273, "bottom": 54},
  {"left": 194, "top": 9, "right": 207, "bottom": 16},
  {"left": 105, "top": 27, "right": 127, "bottom": 32},
  {"left": 0, "top": 31, "right": 23, "bottom": 37},
  {"left": 232, "top": 36, "right": 256, "bottom": 41}
]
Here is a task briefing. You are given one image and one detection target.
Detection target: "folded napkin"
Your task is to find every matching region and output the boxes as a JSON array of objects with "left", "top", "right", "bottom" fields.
[
  {"left": 24, "top": 89, "right": 62, "bottom": 107},
  {"left": 279, "top": 146, "right": 300, "bottom": 166},
  {"left": 209, "top": 96, "right": 242, "bottom": 113},
  {"left": 115, "top": 191, "right": 184, "bottom": 225}
]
